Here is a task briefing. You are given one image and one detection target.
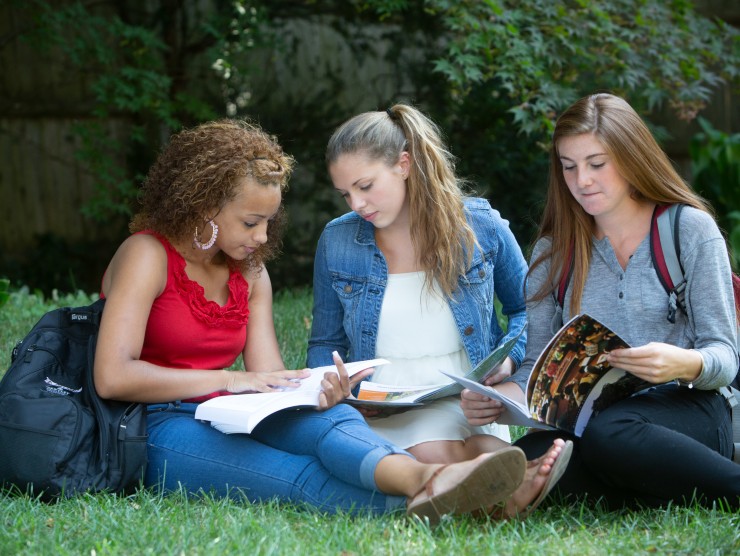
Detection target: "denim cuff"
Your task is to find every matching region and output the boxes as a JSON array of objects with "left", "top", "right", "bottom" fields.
[{"left": 361, "top": 443, "right": 413, "bottom": 484}]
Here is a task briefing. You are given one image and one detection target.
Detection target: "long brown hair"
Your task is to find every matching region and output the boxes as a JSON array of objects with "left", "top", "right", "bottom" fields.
[
  {"left": 130, "top": 119, "right": 294, "bottom": 274},
  {"left": 529, "top": 93, "right": 710, "bottom": 313},
  {"left": 326, "top": 103, "right": 477, "bottom": 297}
]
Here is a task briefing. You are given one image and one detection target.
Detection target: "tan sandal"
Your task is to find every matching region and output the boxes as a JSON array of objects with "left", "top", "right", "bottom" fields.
[{"left": 406, "top": 446, "right": 526, "bottom": 525}]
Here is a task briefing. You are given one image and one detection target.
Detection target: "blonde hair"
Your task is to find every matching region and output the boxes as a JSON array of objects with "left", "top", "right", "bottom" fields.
[
  {"left": 529, "top": 93, "right": 711, "bottom": 312},
  {"left": 326, "top": 103, "right": 477, "bottom": 297}
]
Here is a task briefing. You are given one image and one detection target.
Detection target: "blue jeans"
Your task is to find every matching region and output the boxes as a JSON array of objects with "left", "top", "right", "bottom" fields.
[
  {"left": 515, "top": 384, "right": 739, "bottom": 509},
  {"left": 145, "top": 402, "right": 408, "bottom": 514}
]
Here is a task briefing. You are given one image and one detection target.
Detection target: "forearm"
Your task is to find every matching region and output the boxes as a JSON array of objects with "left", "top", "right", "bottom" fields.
[
  {"left": 503, "top": 243, "right": 557, "bottom": 393},
  {"left": 94, "top": 359, "right": 231, "bottom": 402},
  {"left": 501, "top": 310, "right": 527, "bottom": 367}
]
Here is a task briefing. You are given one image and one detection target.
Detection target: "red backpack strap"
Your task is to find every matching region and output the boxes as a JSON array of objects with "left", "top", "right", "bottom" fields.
[
  {"left": 650, "top": 204, "right": 687, "bottom": 323},
  {"left": 733, "top": 273, "right": 740, "bottom": 327},
  {"left": 555, "top": 242, "right": 574, "bottom": 309}
]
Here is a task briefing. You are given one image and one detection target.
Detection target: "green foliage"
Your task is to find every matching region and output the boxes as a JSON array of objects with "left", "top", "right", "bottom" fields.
[
  {"left": 0, "top": 233, "right": 117, "bottom": 299},
  {"left": 365, "top": 0, "right": 738, "bottom": 136},
  {"left": 690, "top": 118, "right": 740, "bottom": 271},
  {"left": 22, "top": 0, "right": 230, "bottom": 222},
  {"left": 9, "top": 0, "right": 738, "bottom": 293},
  {"left": 0, "top": 279, "right": 9, "bottom": 311}
]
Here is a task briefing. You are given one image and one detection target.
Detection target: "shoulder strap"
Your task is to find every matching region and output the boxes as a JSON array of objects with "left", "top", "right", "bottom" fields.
[
  {"left": 555, "top": 243, "right": 574, "bottom": 309},
  {"left": 733, "top": 273, "right": 740, "bottom": 324},
  {"left": 650, "top": 204, "right": 687, "bottom": 323}
]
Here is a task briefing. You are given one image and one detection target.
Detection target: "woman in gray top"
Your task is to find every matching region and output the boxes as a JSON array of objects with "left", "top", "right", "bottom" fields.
[{"left": 462, "top": 93, "right": 740, "bottom": 509}]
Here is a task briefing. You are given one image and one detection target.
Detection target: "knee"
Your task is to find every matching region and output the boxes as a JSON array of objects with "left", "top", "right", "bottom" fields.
[
  {"left": 322, "top": 403, "right": 366, "bottom": 425},
  {"left": 409, "top": 440, "right": 468, "bottom": 464}
]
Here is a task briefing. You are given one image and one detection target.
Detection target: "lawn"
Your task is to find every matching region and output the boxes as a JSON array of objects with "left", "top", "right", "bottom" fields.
[{"left": 1, "top": 288, "right": 738, "bottom": 555}]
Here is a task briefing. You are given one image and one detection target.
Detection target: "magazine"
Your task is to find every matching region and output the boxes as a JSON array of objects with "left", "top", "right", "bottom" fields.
[
  {"left": 442, "top": 314, "right": 650, "bottom": 437},
  {"left": 344, "top": 329, "right": 524, "bottom": 411},
  {"left": 194, "top": 358, "right": 389, "bottom": 434}
]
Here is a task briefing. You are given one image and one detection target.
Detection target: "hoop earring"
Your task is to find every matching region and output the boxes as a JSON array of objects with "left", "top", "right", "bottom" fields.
[{"left": 193, "top": 219, "right": 219, "bottom": 250}]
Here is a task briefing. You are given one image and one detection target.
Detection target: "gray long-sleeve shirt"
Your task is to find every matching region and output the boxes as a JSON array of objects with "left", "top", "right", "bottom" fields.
[{"left": 509, "top": 206, "right": 738, "bottom": 393}]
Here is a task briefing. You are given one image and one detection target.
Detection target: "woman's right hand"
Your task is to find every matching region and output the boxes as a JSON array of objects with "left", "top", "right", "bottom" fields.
[
  {"left": 225, "top": 369, "right": 310, "bottom": 394},
  {"left": 317, "top": 351, "right": 375, "bottom": 410},
  {"left": 460, "top": 389, "right": 505, "bottom": 426},
  {"left": 460, "top": 381, "right": 525, "bottom": 426}
]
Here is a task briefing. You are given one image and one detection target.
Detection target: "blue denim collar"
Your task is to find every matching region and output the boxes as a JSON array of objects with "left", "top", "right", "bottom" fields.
[{"left": 354, "top": 215, "right": 376, "bottom": 246}]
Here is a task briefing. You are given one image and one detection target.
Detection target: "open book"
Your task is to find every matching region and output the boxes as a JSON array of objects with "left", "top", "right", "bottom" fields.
[
  {"left": 344, "top": 329, "right": 524, "bottom": 411},
  {"left": 442, "top": 314, "right": 650, "bottom": 437},
  {"left": 194, "top": 358, "right": 389, "bottom": 434}
]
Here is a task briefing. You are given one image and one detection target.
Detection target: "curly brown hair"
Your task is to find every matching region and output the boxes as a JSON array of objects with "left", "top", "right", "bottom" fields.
[{"left": 130, "top": 119, "right": 294, "bottom": 273}]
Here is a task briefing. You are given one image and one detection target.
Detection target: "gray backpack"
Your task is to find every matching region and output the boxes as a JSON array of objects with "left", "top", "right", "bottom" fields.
[{"left": 556, "top": 204, "right": 740, "bottom": 462}]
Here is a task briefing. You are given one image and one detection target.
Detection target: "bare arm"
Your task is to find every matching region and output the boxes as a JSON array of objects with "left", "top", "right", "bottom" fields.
[
  {"left": 243, "top": 268, "right": 368, "bottom": 409},
  {"left": 94, "top": 236, "right": 306, "bottom": 403}
]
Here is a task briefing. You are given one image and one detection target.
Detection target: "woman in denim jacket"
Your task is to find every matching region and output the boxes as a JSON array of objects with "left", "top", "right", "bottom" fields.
[{"left": 308, "top": 103, "right": 543, "bottom": 467}]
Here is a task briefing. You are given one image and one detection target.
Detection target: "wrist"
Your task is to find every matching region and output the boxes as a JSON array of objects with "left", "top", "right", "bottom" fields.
[
  {"left": 676, "top": 350, "right": 704, "bottom": 388},
  {"left": 224, "top": 369, "right": 241, "bottom": 393}
]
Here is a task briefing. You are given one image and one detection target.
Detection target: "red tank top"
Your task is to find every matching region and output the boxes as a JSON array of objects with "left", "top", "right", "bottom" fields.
[{"left": 136, "top": 231, "right": 250, "bottom": 402}]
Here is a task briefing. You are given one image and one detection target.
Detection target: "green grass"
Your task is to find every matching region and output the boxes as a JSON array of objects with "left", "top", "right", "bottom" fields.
[{"left": 1, "top": 289, "right": 739, "bottom": 555}]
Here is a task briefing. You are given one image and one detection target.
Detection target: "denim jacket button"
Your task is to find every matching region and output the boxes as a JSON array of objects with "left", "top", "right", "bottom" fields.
[
  {"left": 343, "top": 285, "right": 352, "bottom": 293},
  {"left": 478, "top": 269, "right": 485, "bottom": 278},
  {"left": 464, "top": 325, "right": 474, "bottom": 336}
]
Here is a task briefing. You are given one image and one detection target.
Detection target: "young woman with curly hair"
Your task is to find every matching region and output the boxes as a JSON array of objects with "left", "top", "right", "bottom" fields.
[{"left": 93, "top": 118, "right": 564, "bottom": 523}]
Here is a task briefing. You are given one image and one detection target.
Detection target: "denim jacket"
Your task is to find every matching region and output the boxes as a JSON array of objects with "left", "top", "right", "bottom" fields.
[{"left": 307, "top": 197, "right": 528, "bottom": 373}]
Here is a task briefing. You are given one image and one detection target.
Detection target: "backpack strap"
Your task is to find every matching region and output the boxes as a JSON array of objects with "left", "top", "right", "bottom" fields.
[
  {"left": 650, "top": 204, "right": 687, "bottom": 323},
  {"left": 555, "top": 242, "right": 575, "bottom": 309},
  {"left": 557, "top": 203, "right": 690, "bottom": 325},
  {"left": 719, "top": 386, "right": 740, "bottom": 462}
]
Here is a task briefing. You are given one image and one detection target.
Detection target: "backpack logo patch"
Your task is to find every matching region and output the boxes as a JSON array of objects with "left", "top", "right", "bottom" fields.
[{"left": 44, "top": 377, "right": 82, "bottom": 396}]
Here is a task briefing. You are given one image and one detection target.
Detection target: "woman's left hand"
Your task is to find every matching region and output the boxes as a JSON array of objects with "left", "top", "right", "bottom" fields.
[
  {"left": 606, "top": 342, "right": 702, "bottom": 384},
  {"left": 317, "top": 351, "right": 374, "bottom": 410}
]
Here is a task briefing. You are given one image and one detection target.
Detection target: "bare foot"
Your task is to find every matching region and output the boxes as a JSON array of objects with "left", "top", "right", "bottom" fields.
[{"left": 500, "top": 438, "right": 571, "bottom": 518}]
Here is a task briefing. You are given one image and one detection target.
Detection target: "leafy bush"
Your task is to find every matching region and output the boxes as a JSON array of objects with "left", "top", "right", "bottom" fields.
[
  {"left": 690, "top": 118, "right": 740, "bottom": 271},
  {"left": 0, "top": 279, "right": 9, "bottom": 311}
]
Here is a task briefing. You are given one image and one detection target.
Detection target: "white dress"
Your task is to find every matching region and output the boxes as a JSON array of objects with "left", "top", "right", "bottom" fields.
[{"left": 367, "top": 271, "right": 511, "bottom": 448}]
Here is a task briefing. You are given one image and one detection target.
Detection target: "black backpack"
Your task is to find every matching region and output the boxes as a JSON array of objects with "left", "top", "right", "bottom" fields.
[{"left": 0, "top": 298, "right": 147, "bottom": 499}]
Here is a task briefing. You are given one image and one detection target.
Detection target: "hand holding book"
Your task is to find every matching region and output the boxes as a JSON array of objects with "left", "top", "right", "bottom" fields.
[
  {"left": 317, "top": 351, "right": 376, "bottom": 409},
  {"left": 446, "top": 314, "right": 653, "bottom": 437},
  {"left": 343, "top": 329, "right": 525, "bottom": 412},
  {"left": 195, "top": 358, "right": 390, "bottom": 434}
]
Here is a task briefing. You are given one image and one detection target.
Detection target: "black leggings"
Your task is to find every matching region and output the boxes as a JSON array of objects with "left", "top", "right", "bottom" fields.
[{"left": 514, "top": 384, "right": 739, "bottom": 509}]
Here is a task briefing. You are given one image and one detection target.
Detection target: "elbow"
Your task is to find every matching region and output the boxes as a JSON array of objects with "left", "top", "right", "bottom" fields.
[
  {"left": 93, "top": 371, "right": 116, "bottom": 400},
  {"left": 92, "top": 361, "right": 127, "bottom": 401}
]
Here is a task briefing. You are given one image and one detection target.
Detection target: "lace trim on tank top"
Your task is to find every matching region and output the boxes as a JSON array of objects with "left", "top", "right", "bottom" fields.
[{"left": 145, "top": 230, "right": 250, "bottom": 327}]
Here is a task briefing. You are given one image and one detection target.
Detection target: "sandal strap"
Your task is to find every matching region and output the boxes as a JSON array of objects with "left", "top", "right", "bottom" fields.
[{"left": 408, "top": 464, "right": 449, "bottom": 503}]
